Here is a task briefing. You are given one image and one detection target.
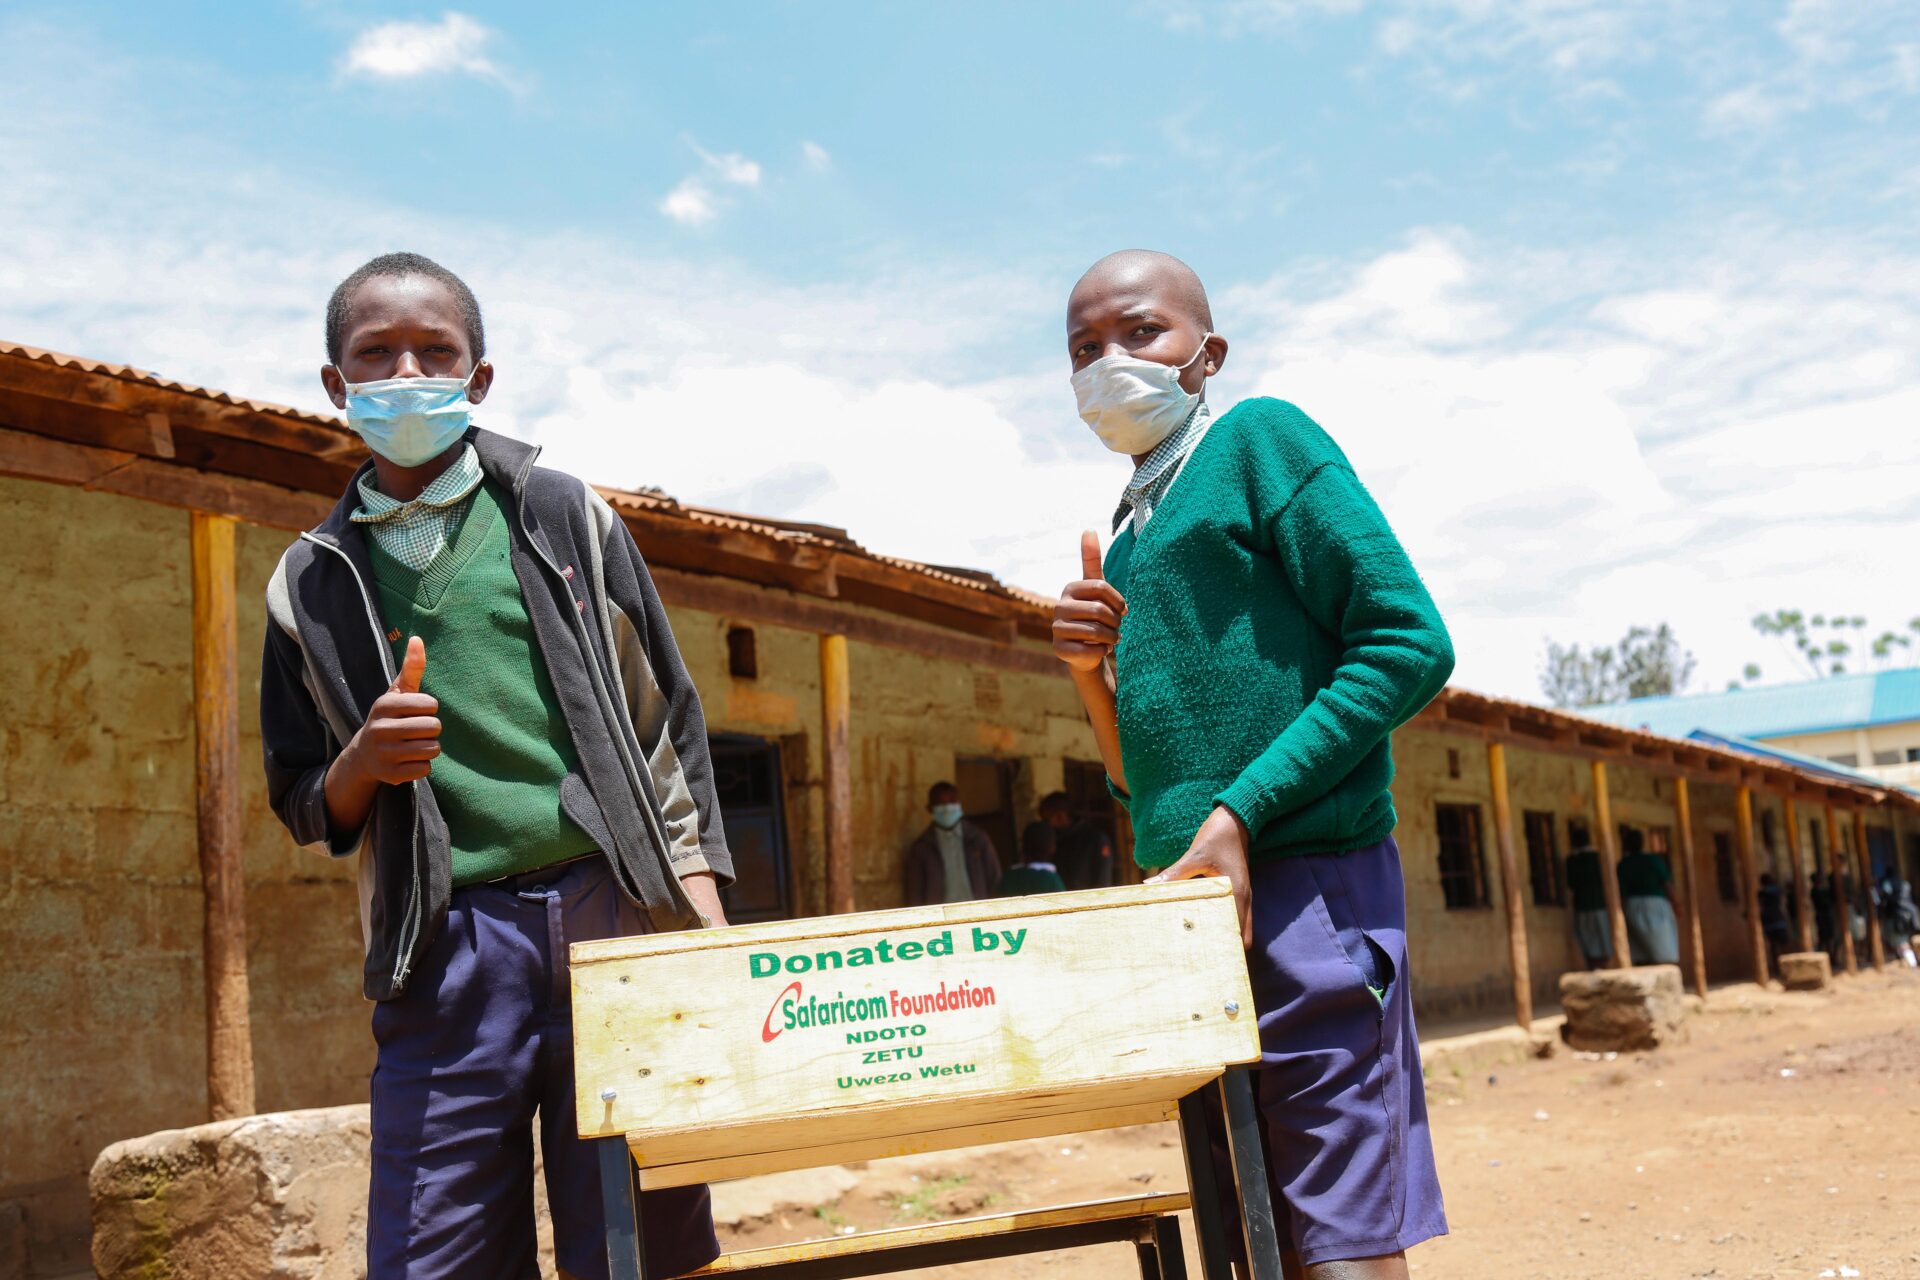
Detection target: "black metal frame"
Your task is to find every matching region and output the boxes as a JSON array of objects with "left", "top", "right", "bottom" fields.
[
  {"left": 1175, "top": 1065, "right": 1283, "bottom": 1280},
  {"left": 597, "top": 1064, "right": 1279, "bottom": 1280}
]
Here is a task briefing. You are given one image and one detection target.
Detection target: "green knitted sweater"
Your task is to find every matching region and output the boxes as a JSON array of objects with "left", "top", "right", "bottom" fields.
[
  {"left": 1105, "top": 398, "right": 1454, "bottom": 867},
  {"left": 368, "top": 483, "right": 598, "bottom": 886}
]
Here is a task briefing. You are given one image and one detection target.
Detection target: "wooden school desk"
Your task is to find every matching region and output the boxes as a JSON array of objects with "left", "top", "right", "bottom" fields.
[{"left": 571, "top": 879, "right": 1281, "bottom": 1280}]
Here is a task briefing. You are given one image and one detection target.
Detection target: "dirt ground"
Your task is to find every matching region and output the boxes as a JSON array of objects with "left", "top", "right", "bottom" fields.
[{"left": 713, "top": 968, "right": 1920, "bottom": 1280}]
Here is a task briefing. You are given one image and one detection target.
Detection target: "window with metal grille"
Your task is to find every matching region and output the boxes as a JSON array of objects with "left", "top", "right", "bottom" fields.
[
  {"left": 1523, "top": 810, "right": 1564, "bottom": 906},
  {"left": 1435, "top": 803, "right": 1489, "bottom": 910},
  {"left": 1713, "top": 831, "right": 1738, "bottom": 902}
]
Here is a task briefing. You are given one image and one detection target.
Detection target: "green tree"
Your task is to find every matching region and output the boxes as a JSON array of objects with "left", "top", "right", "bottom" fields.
[
  {"left": 1743, "top": 610, "right": 1920, "bottom": 683},
  {"left": 1540, "top": 623, "right": 1695, "bottom": 708}
]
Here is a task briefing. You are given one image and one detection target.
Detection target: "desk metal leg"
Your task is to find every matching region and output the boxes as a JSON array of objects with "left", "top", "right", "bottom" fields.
[
  {"left": 1219, "top": 1066, "right": 1282, "bottom": 1280},
  {"left": 1177, "top": 1088, "right": 1234, "bottom": 1280},
  {"left": 1153, "top": 1213, "right": 1189, "bottom": 1280},
  {"left": 598, "top": 1136, "right": 648, "bottom": 1280}
]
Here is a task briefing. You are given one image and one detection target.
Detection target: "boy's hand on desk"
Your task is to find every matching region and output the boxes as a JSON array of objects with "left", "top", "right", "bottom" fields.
[
  {"left": 341, "top": 636, "right": 442, "bottom": 787},
  {"left": 680, "top": 871, "right": 729, "bottom": 929},
  {"left": 1052, "top": 531, "right": 1127, "bottom": 673},
  {"left": 1147, "top": 806, "right": 1253, "bottom": 948}
]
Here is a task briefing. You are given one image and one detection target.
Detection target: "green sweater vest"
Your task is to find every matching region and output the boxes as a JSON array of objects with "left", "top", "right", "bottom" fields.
[
  {"left": 1105, "top": 398, "right": 1454, "bottom": 868},
  {"left": 368, "top": 483, "right": 598, "bottom": 886}
]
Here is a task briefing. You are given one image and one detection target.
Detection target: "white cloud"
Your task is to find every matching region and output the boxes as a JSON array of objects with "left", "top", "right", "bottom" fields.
[
  {"left": 802, "top": 140, "right": 832, "bottom": 172},
  {"left": 658, "top": 142, "right": 764, "bottom": 226},
  {"left": 693, "top": 145, "right": 761, "bottom": 188},
  {"left": 7, "top": 19, "right": 1920, "bottom": 707},
  {"left": 1219, "top": 228, "right": 1920, "bottom": 700},
  {"left": 658, "top": 177, "right": 718, "bottom": 226},
  {"left": 338, "top": 12, "right": 515, "bottom": 89},
  {"left": 1703, "top": 0, "right": 1920, "bottom": 133}
]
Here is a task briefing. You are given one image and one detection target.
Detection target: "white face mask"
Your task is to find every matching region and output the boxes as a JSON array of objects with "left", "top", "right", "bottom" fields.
[
  {"left": 931, "top": 803, "right": 964, "bottom": 830},
  {"left": 1072, "top": 333, "right": 1212, "bottom": 455}
]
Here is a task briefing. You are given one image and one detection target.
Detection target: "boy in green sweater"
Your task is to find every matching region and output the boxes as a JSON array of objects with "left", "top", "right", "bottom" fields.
[{"left": 1052, "top": 250, "right": 1454, "bottom": 1278}]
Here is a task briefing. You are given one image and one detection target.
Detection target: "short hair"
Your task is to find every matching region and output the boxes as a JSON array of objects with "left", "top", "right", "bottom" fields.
[
  {"left": 325, "top": 252, "right": 486, "bottom": 366},
  {"left": 1038, "top": 792, "right": 1071, "bottom": 816},
  {"left": 927, "top": 780, "right": 958, "bottom": 804},
  {"left": 1022, "top": 821, "right": 1057, "bottom": 860},
  {"left": 1620, "top": 828, "right": 1644, "bottom": 856}
]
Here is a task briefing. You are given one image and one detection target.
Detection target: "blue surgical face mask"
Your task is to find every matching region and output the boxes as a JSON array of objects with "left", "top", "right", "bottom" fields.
[
  {"left": 931, "top": 803, "right": 964, "bottom": 830},
  {"left": 340, "top": 367, "right": 480, "bottom": 467}
]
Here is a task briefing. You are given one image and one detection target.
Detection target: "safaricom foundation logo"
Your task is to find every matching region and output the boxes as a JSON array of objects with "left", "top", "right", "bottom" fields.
[{"left": 752, "top": 926, "right": 1025, "bottom": 1045}]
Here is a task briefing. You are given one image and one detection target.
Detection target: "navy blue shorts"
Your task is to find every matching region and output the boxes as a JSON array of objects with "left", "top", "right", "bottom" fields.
[
  {"left": 1212, "top": 836, "right": 1449, "bottom": 1266},
  {"left": 367, "top": 856, "right": 719, "bottom": 1280}
]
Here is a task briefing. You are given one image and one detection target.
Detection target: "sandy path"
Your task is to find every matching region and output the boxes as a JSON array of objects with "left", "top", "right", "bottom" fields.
[{"left": 711, "top": 969, "right": 1920, "bottom": 1280}]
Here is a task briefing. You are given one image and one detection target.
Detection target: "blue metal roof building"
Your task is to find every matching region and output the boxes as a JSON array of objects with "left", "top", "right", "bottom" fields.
[{"left": 1584, "top": 668, "right": 1920, "bottom": 741}]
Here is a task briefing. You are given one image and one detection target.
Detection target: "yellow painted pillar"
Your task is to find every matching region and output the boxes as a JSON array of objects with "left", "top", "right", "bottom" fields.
[
  {"left": 1591, "top": 760, "right": 1631, "bottom": 967},
  {"left": 1853, "top": 809, "right": 1885, "bottom": 973},
  {"left": 819, "top": 633, "right": 854, "bottom": 915},
  {"left": 1827, "top": 806, "right": 1858, "bottom": 975},
  {"left": 1733, "top": 785, "right": 1769, "bottom": 985},
  {"left": 1672, "top": 777, "right": 1708, "bottom": 998},
  {"left": 191, "top": 511, "right": 256, "bottom": 1120},
  {"left": 1486, "top": 743, "right": 1532, "bottom": 1029},
  {"left": 1785, "top": 799, "right": 1815, "bottom": 953}
]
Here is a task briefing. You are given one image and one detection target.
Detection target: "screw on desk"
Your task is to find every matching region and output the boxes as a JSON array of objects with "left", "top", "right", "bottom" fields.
[
  {"left": 1224, "top": 1001, "right": 1241, "bottom": 1017},
  {"left": 601, "top": 1088, "right": 618, "bottom": 1102}
]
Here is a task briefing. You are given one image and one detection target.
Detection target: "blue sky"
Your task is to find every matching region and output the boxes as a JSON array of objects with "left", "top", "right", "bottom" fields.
[{"left": 4, "top": 1, "right": 1919, "bottom": 699}]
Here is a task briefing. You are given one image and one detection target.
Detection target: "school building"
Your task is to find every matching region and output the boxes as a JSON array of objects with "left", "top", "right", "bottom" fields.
[
  {"left": 3, "top": 340, "right": 1917, "bottom": 1277},
  {"left": 1588, "top": 670, "right": 1920, "bottom": 795}
]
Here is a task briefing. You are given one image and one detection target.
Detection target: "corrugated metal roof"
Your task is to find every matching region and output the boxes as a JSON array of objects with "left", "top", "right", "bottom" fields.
[
  {"left": 0, "top": 341, "right": 346, "bottom": 429},
  {"left": 1685, "top": 729, "right": 1915, "bottom": 792},
  {"left": 2, "top": 339, "right": 1055, "bottom": 618},
  {"left": 1583, "top": 668, "right": 1920, "bottom": 739}
]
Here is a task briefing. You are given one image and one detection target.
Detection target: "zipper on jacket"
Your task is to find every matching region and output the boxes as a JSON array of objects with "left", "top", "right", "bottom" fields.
[
  {"left": 300, "top": 532, "right": 425, "bottom": 988},
  {"left": 507, "top": 457, "right": 697, "bottom": 921}
]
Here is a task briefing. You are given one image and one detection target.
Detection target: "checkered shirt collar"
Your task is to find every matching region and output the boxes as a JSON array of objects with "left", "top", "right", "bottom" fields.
[
  {"left": 351, "top": 444, "right": 483, "bottom": 525},
  {"left": 1113, "top": 400, "right": 1211, "bottom": 534}
]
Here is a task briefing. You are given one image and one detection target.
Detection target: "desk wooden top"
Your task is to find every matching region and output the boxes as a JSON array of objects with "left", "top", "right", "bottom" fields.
[{"left": 570, "top": 880, "right": 1258, "bottom": 1172}]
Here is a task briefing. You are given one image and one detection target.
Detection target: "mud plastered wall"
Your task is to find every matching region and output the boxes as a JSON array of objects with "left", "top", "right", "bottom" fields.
[{"left": 0, "top": 479, "right": 368, "bottom": 1276}]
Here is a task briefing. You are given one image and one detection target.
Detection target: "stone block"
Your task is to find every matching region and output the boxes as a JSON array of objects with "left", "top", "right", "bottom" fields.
[
  {"left": 91, "top": 1105, "right": 557, "bottom": 1280},
  {"left": 1557, "top": 964, "right": 1688, "bottom": 1053},
  {"left": 1779, "top": 951, "right": 1832, "bottom": 992}
]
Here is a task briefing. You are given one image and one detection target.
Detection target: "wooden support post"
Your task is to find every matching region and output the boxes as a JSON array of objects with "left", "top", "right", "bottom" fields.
[
  {"left": 1672, "top": 777, "right": 1708, "bottom": 999},
  {"left": 1826, "top": 806, "right": 1858, "bottom": 975},
  {"left": 190, "top": 511, "right": 255, "bottom": 1120},
  {"left": 1591, "top": 760, "right": 1631, "bottom": 967},
  {"left": 819, "top": 633, "right": 855, "bottom": 915},
  {"left": 1486, "top": 743, "right": 1532, "bottom": 1029},
  {"left": 1733, "top": 785, "right": 1769, "bottom": 986},
  {"left": 1853, "top": 810, "right": 1885, "bottom": 973},
  {"left": 1785, "top": 799, "right": 1814, "bottom": 954}
]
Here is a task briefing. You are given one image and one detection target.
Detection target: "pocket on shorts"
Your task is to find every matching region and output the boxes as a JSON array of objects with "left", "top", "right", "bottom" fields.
[{"left": 1343, "top": 929, "right": 1396, "bottom": 1016}]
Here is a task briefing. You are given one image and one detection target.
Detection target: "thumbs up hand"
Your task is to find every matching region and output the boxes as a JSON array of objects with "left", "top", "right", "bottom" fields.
[
  {"left": 1052, "top": 530, "right": 1128, "bottom": 673},
  {"left": 347, "top": 636, "right": 442, "bottom": 786}
]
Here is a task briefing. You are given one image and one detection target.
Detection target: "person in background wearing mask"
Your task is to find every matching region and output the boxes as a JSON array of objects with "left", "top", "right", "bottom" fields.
[
  {"left": 1050, "top": 250, "right": 1454, "bottom": 1279},
  {"left": 258, "top": 252, "right": 729, "bottom": 1280},
  {"left": 904, "top": 781, "right": 1000, "bottom": 905}
]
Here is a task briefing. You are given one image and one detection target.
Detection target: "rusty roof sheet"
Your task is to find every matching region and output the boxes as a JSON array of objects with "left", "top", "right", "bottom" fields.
[
  {"left": 0, "top": 341, "right": 348, "bottom": 430},
  {"left": 3, "top": 339, "right": 1054, "bottom": 614},
  {"left": 1428, "top": 685, "right": 1911, "bottom": 807}
]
